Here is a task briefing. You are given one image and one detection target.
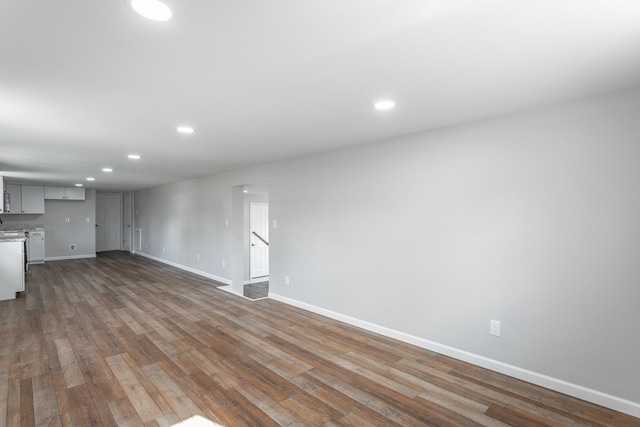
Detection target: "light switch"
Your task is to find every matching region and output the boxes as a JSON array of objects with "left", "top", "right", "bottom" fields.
[{"left": 273, "top": 219, "right": 278, "bottom": 229}]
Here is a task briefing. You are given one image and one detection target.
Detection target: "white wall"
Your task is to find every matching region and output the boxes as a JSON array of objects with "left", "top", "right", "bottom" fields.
[
  {"left": 0, "top": 188, "right": 97, "bottom": 259},
  {"left": 133, "top": 87, "right": 640, "bottom": 416}
]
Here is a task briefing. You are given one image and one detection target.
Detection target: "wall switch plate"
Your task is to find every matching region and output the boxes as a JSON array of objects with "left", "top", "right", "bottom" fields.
[
  {"left": 284, "top": 276, "right": 290, "bottom": 286},
  {"left": 225, "top": 219, "right": 229, "bottom": 226},
  {"left": 222, "top": 260, "right": 226, "bottom": 268},
  {"left": 86, "top": 217, "right": 90, "bottom": 222},
  {"left": 197, "top": 253, "right": 200, "bottom": 260},
  {"left": 490, "top": 320, "right": 501, "bottom": 337},
  {"left": 273, "top": 219, "right": 278, "bottom": 229},
  {"left": 65, "top": 217, "right": 70, "bottom": 223}
]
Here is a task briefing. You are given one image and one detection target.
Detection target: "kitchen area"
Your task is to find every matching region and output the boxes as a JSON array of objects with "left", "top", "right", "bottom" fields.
[{"left": 1, "top": 176, "right": 97, "bottom": 301}]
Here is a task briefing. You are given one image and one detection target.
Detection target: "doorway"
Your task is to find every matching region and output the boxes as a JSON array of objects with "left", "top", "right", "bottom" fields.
[
  {"left": 249, "top": 202, "right": 269, "bottom": 281},
  {"left": 96, "top": 193, "right": 122, "bottom": 252},
  {"left": 233, "top": 184, "right": 269, "bottom": 299},
  {"left": 123, "top": 192, "right": 132, "bottom": 252}
]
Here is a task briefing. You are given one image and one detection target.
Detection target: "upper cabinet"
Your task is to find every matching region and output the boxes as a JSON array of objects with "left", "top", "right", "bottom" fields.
[
  {"left": 44, "top": 186, "right": 85, "bottom": 201},
  {"left": 6, "top": 184, "right": 22, "bottom": 213},
  {"left": 19, "top": 185, "right": 45, "bottom": 214}
]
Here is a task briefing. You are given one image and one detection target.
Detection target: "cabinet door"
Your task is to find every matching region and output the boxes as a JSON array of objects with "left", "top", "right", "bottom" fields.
[
  {"left": 29, "top": 236, "right": 45, "bottom": 263},
  {"left": 65, "top": 187, "right": 86, "bottom": 200},
  {"left": 44, "top": 187, "right": 66, "bottom": 199},
  {"left": 6, "top": 184, "right": 22, "bottom": 214},
  {"left": 21, "top": 186, "right": 45, "bottom": 214}
]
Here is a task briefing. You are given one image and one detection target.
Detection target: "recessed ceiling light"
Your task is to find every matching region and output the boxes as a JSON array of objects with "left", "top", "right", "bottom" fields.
[
  {"left": 130, "top": 0, "right": 172, "bottom": 21},
  {"left": 177, "top": 126, "right": 194, "bottom": 134},
  {"left": 374, "top": 100, "right": 395, "bottom": 110},
  {"left": 128, "top": 154, "right": 141, "bottom": 159},
  {"left": 75, "top": 184, "right": 83, "bottom": 187},
  {"left": 86, "top": 177, "right": 95, "bottom": 181},
  {"left": 102, "top": 168, "right": 113, "bottom": 172},
  {"left": 243, "top": 190, "right": 248, "bottom": 193}
]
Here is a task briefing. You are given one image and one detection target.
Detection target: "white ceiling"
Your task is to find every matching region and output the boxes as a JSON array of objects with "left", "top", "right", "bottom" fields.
[{"left": 2, "top": 0, "right": 640, "bottom": 191}]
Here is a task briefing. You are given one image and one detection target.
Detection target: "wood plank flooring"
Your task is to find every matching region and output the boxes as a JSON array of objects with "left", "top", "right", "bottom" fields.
[{"left": 0, "top": 251, "right": 637, "bottom": 426}]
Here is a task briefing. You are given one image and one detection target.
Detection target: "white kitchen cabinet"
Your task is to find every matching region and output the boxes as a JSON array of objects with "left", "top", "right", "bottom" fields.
[
  {"left": 20, "top": 185, "right": 45, "bottom": 214},
  {"left": 5, "top": 184, "right": 44, "bottom": 214},
  {"left": 5, "top": 184, "right": 22, "bottom": 214},
  {"left": 65, "top": 187, "right": 85, "bottom": 200},
  {"left": 45, "top": 186, "right": 85, "bottom": 200}
]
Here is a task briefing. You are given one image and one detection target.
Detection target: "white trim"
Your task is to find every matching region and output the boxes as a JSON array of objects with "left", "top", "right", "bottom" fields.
[
  {"left": 135, "top": 252, "right": 232, "bottom": 285},
  {"left": 268, "top": 293, "right": 640, "bottom": 418},
  {"left": 45, "top": 254, "right": 97, "bottom": 261}
]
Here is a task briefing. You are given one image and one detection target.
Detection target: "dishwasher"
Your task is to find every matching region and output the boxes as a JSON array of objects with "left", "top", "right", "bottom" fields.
[{"left": 26, "top": 229, "right": 45, "bottom": 264}]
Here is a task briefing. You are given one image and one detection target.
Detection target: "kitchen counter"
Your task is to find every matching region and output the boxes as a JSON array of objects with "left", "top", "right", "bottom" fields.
[{"left": 0, "top": 223, "right": 44, "bottom": 231}]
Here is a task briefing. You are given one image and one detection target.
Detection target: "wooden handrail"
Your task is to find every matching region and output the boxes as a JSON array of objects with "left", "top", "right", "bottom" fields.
[{"left": 252, "top": 231, "right": 269, "bottom": 246}]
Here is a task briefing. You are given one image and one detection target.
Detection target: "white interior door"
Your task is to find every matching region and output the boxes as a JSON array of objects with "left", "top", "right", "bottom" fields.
[
  {"left": 96, "top": 193, "right": 122, "bottom": 252},
  {"left": 123, "top": 193, "right": 132, "bottom": 252},
  {"left": 250, "top": 202, "right": 269, "bottom": 280}
]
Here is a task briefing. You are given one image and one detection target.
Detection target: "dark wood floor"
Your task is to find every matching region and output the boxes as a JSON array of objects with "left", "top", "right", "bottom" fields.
[{"left": 0, "top": 252, "right": 637, "bottom": 427}]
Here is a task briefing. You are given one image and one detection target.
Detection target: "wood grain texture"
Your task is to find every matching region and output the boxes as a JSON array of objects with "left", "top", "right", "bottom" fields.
[{"left": 0, "top": 251, "right": 637, "bottom": 426}]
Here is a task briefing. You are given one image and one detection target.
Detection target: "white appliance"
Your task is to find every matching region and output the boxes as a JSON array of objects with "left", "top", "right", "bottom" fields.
[
  {"left": 27, "top": 229, "right": 45, "bottom": 264},
  {"left": 0, "top": 236, "right": 26, "bottom": 300}
]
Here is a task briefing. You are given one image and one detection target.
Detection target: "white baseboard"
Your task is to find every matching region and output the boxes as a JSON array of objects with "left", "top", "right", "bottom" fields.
[
  {"left": 45, "top": 254, "right": 96, "bottom": 261},
  {"left": 269, "top": 293, "right": 640, "bottom": 418},
  {"left": 135, "top": 252, "right": 231, "bottom": 286}
]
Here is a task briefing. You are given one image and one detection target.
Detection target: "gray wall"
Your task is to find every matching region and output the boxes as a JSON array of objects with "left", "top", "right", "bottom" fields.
[
  {"left": 0, "top": 188, "right": 97, "bottom": 259},
  {"left": 133, "top": 87, "right": 640, "bottom": 412}
]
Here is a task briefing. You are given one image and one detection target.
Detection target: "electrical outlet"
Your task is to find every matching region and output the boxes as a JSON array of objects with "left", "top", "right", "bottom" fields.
[
  {"left": 162, "top": 247, "right": 165, "bottom": 253},
  {"left": 69, "top": 244, "right": 76, "bottom": 251},
  {"left": 284, "top": 276, "right": 290, "bottom": 286},
  {"left": 490, "top": 320, "right": 501, "bottom": 337},
  {"left": 65, "top": 217, "right": 70, "bottom": 223},
  {"left": 86, "top": 217, "right": 90, "bottom": 222}
]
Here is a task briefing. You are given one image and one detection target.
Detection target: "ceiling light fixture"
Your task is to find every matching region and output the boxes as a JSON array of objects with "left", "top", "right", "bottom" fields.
[
  {"left": 75, "top": 184, "right": 83, "bottom": 187},
  {"left": 177, "top": 126, "right": 195, "bottom": 134},
  {"left": 86, "top": 177, "right": 95, "bottom": 181},
  {"left": 102, "top": 168, "right": 113, "bottom": 172},
  {"left": 130, "top": 0, "right": 172, "bottom": 22},
  {"left": 128, "top": 154, "right": 141, "bottom": 159},
  {"left": 374, "top": 100, "right": 396, "bottom": 110}
]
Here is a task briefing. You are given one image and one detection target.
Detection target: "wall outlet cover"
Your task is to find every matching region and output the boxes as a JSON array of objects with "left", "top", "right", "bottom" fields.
[{"left": 490, "top": 320, "right": 501, "bottom": 337}]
